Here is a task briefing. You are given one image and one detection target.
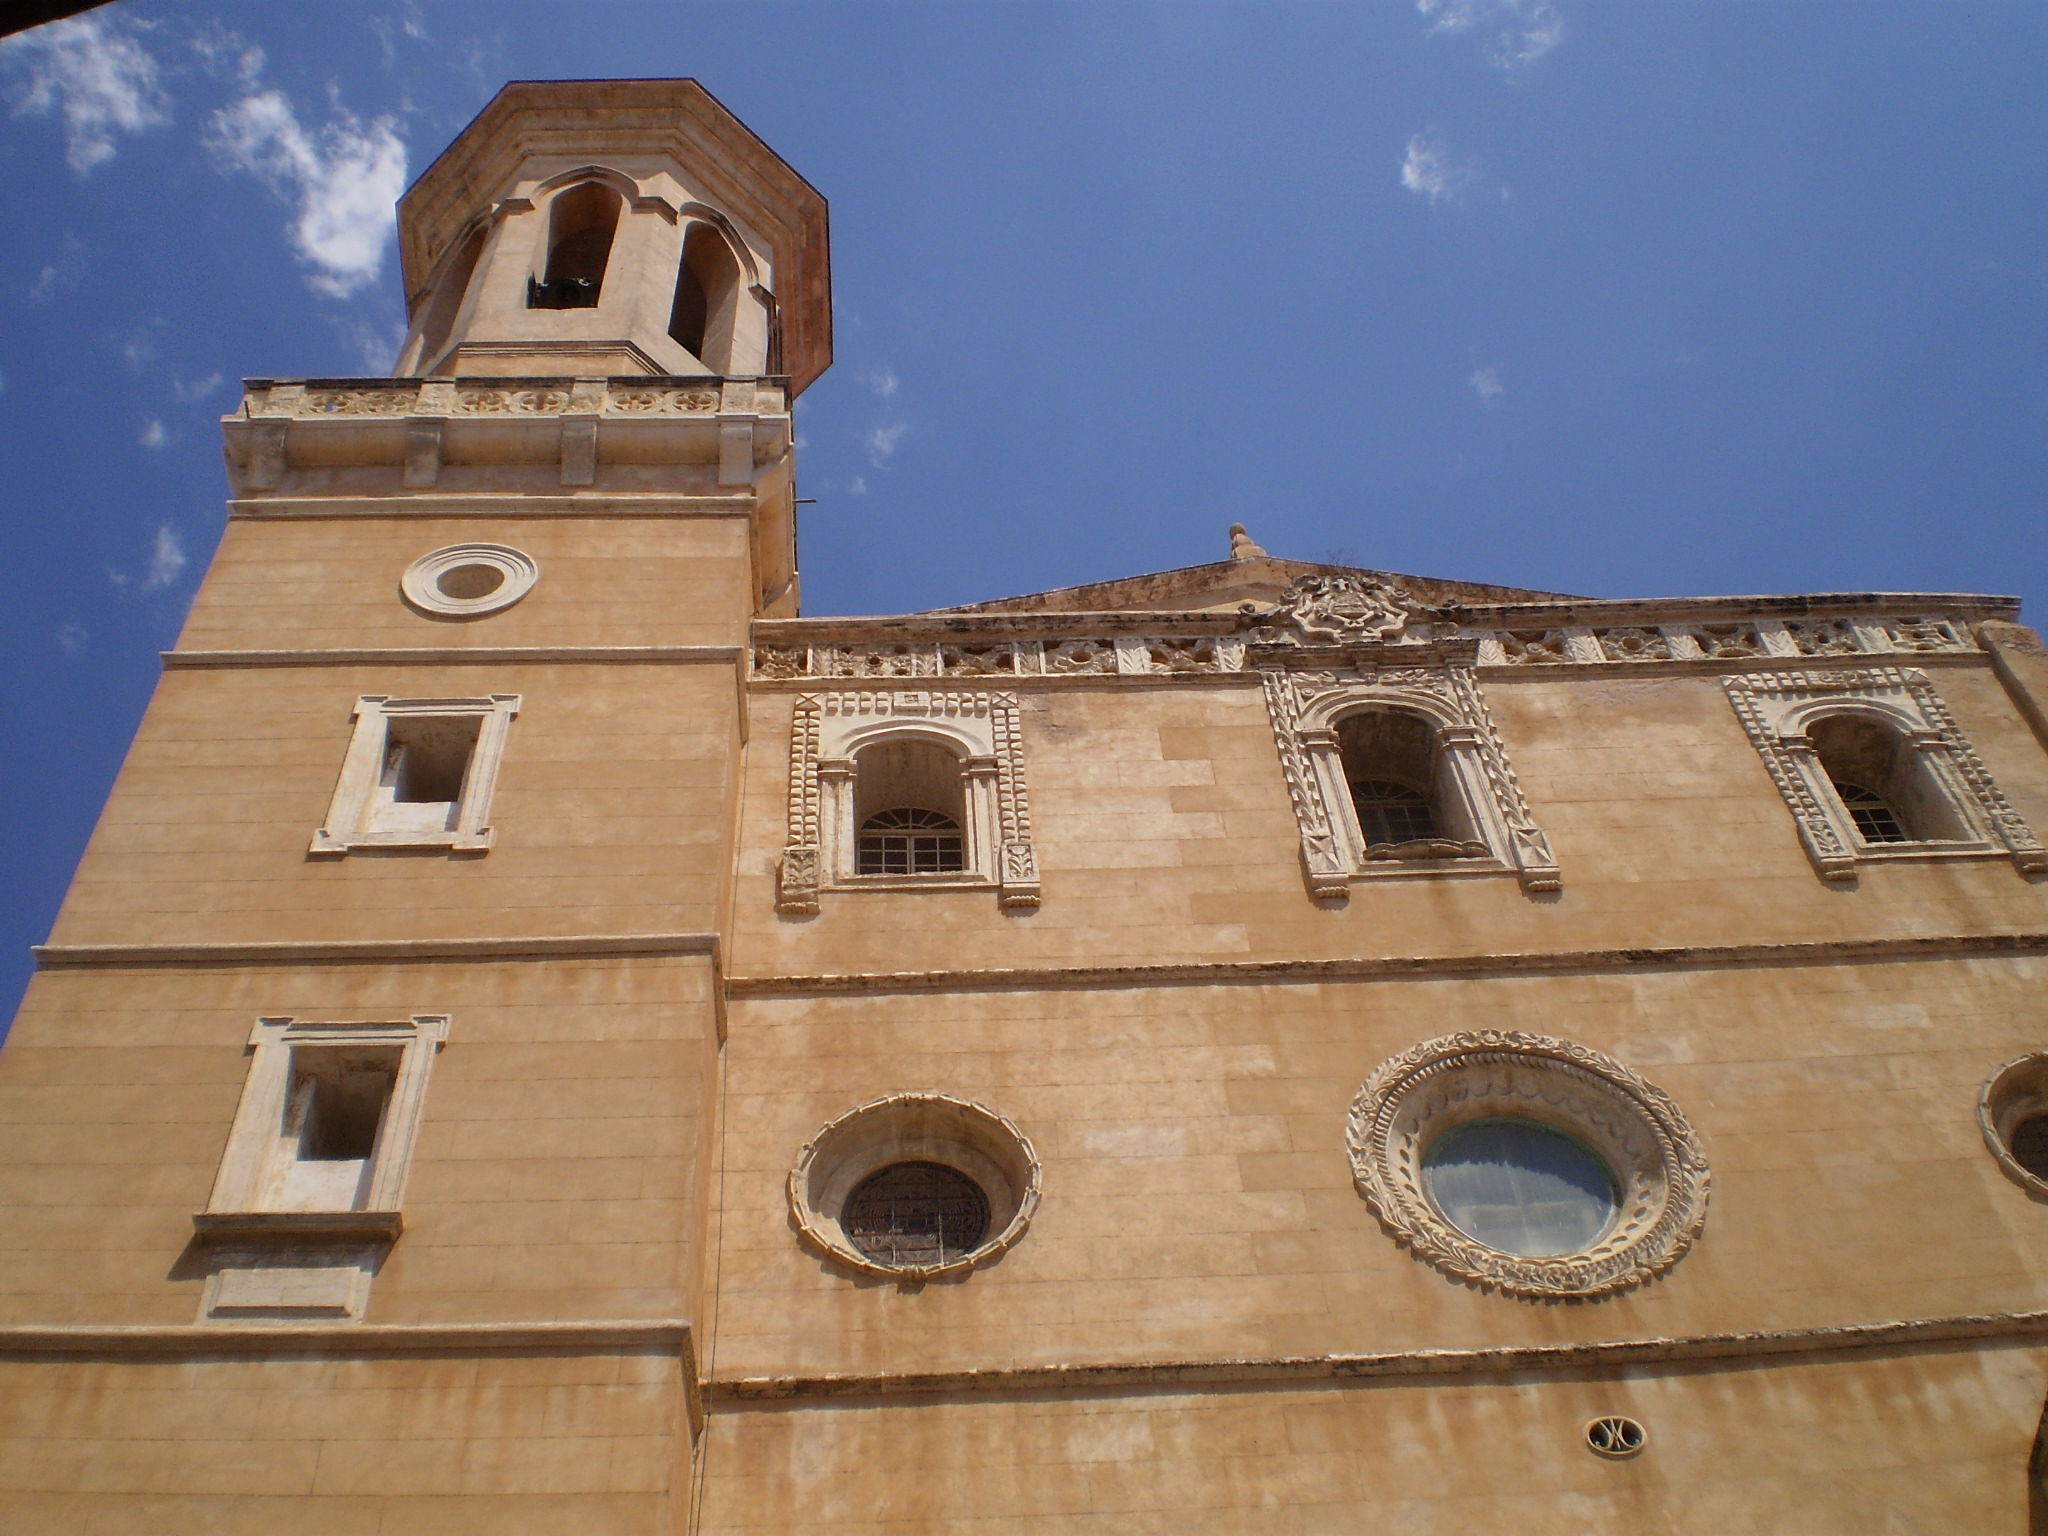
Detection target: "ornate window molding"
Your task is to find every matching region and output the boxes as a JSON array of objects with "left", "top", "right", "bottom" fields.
[
  {"left": 1346, "top": 1031, "right": 1710, "bottom": 1298},
  {"left": 1260, "top": 662, "right": 1559, "bottom": 898},
  {"left": 777, "top": 690, "right": 1039, "bottom": 913},
  {"left": 1723, "top": 668, "right": 2045, "bottom": 880},
  {"left": 1979, "top": 1054, "right": 2048, "bottom": 1196},
  {"left": 195, "top": 1014, "right": 448, "bottom": 1322},
  {"left": 788, "top": 1093, "right": 1042, "bottom": 1282},
  {"left": 400, "top": 543, "right": 538, "bottom": 619},
  {"left": 311, "top": 694, "right": 520, "bottom": 856}
]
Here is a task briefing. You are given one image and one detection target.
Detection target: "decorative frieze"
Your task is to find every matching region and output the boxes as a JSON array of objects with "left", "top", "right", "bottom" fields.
[
  {"left": 755, "top": 612, "right": 1977, "bottom": 681},
  {"left": 243, "top": 377, "right": 788, "bottom": 420}
]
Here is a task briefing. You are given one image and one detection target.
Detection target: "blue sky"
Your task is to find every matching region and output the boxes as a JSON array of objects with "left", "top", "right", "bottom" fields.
[{"left": 2, "top": 1, "right": 2045, "bottom": 1017}]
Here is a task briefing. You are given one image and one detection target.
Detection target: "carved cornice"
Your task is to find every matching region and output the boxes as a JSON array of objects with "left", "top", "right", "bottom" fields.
[
  {"left": 751, "top": 609, "right": 1987, "bottom": 683},
  {"left": 238, "top": 376, "right": 788, "bottom": 420}
]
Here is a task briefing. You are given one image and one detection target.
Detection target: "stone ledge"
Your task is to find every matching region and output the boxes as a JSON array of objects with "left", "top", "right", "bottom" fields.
[
  {"left": 0, "top": 1317, "right": 691, "bottom": 1355},
  {"left": 713, "top": 1308, "right": 2048, "bottom": 1402},
  {"left": 725, "top": 930, "right": 2048, "bottom": 997},
  {"left": 164, "top": 645, "right": 742, "bottom": 669},
  {"left": 192, "top": 1210, "right": 404, "bottom": 1243},
  {"left": 36, "top": 932, "right": 721, "bottom": 969}
]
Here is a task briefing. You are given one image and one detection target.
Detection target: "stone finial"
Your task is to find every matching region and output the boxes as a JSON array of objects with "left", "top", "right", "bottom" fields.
[{"left": 1228, "top": 524, "right": 1267, "bottom": 560}]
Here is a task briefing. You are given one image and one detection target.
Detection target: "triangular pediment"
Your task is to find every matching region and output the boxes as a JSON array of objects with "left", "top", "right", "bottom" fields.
[{"left": 927, "top": 555, "right": 1583, "bottom": 617}]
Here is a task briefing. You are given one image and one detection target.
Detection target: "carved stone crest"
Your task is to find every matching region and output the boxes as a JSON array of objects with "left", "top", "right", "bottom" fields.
[{"left": 1259, "top": 573, "right": 1415, "bottom": 646}]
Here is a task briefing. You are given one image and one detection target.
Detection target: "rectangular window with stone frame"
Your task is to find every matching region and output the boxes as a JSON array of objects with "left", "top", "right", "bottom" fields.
[
  {"left": 192, "top": 1015, "right": 447, "bottom": 1322},
  {"left": 311, "top": 694, "right": 519, "bottom": 855}
]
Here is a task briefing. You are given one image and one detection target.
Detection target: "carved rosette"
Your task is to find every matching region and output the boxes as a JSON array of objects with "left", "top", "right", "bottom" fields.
[{"left": 1347, "top": 1032, "right": 1710, "bottom": 1298}]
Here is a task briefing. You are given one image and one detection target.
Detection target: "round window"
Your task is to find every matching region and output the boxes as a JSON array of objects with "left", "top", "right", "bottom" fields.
[
  {"left": 1423, "top": 1118, "right": 1619, "bottom": 1257},
  {"left": 1347, "top": 1032, "right": 1710, "bottom": 1297},
  {"left": 789, "top": 1093, "right": 1041, "bottom": 1280},
  {"left": 1978, "top": 1054, "right": 2048, "bottom": 1194},
  {"left": 400, "top": 543, "right": 537, "bottom": 618},
  {"left": 843, "top": 1160, "right": 991, "bottom": 1268}
]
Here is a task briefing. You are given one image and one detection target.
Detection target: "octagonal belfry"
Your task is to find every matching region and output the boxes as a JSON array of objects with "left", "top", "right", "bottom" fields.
[{"left": 393, "top": 79, "right": 831, "bottom": 388}]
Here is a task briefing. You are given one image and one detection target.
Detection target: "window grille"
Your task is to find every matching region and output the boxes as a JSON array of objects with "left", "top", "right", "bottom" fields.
[
  {"left": 1349, "top": 778, "right": 1438, "bottom": 847},
  {"left": 2012, "top": 1114, "right": 2048, "bottom": 1181},
  {"left": 1834, "top": 782, "right": 1910, "bottom": 844},
  {"left": 842, "top": 1161, "right": 990, "bottom": 1267},
  {"left": 857, "top": 807, "right": 964, "bottom": 875}
]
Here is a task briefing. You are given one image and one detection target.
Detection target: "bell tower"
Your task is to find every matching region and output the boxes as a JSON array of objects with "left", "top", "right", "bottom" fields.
[
  {"left": 0, "top": 79, "right": 828, "bottom": 1534},
  {"left": 392, "top": 79, "right": 829, "bottom": 387}
]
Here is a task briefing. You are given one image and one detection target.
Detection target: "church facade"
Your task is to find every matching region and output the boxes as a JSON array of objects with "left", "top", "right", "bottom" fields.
[{"left": 6, "top": 78, "right": 2048, "bottom": 1533}]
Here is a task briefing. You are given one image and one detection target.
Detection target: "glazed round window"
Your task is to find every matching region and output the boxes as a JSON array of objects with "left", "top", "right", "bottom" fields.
[
  {"left": 1348, "top": 1032, "right": 1710, "bottom": 1297},
  {"left": 843, "top": 1161, "right": 991, "bottom": 1268},
  {"left": 400, "top": 543, "right": 537, "bottom": 618},
  {"left": 1423, "top": 1118, "right": 1619, "bottom": 1257}
]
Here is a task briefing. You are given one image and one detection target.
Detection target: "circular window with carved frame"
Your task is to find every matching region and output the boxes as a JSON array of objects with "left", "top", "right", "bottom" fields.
[
  {"left": 789, "top": 1093, "right": 1041, "bottom": 1281},
  {"left": 1978, "top": 1054, "right": 2048, "bottom": 1194},
  {"left": 401, "top": 543, "right": 538, "bottom": 618},
  {"left": 1347, "top": 1032, "right": 1710, "bottom": 1298}
]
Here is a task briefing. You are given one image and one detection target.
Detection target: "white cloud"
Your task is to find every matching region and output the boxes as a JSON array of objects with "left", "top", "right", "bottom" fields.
[
  {"left": 174, "top": 372, "right": 224, "bottom": 401},
  {"left": 863, "top": 422, "right": 908, "bottom": 468},
  {"left": 861, "top": 366, "right": 900, "bottom": 400},
  {"left": 187, "top": 22, "right": 264, "bottom": 84},
  {"left": 1417, "top": 0, "right": 1563, "bottom": 72},
  {"left": 58, "top": 622, "right": 87, "bottom": 655},
  {"left": 141, "top": 524, "right": 186, "bottom": 591},
  {"left": 122, "top": 317, "right": 165, "bottom": 371},
  {"left": 28, "top": 265, "right": 59, "bottom": 303},
  {"left": 1400, "top": 131, "right": 1474, "bottom": 207},
  {"left": 139, "top": 418, "right": 167, "bottom": 448},
  {"left": 205, "top": 88, "right": 407, "bottom": 298},
  {"left": 2, "top": 13, "right": 170, "bottom": 174},
  {"left": 1469, "top": 366, "right": 1505, "bottom": 401},
  {"left": 847, "top": 476, "right": 868, "bottom": 497}
]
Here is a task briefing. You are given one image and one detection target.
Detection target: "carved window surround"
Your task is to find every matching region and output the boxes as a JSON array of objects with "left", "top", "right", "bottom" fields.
[
  {"left": 1260, "top": 660, "right": 1560, "bottom": 899},
  {"left": 1723, "top": 667, "right": 2046, "bottom": 881},
  {"left": 777, "top": 690, "right": 1039, "bottom": 913}
]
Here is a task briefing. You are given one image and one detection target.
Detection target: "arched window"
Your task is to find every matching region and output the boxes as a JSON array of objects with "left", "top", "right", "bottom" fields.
[
  {"left": 530, "top": 181, "right": 621, "bottom": 309},
  {"left": 1807, "top": 712, "right": 1966, "bottom": 845},
  {"left": 407, "top": 225, "right": 486, "bottom": 374},
  {"left": 669, "top": 221, "right": 742, "bottom": 369},
  {"left": 850, "top": 738, "right": 968, "bottom": 876},
  {"left": 1334, "top": 709, "right": 1484, "bottom": 860}
]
